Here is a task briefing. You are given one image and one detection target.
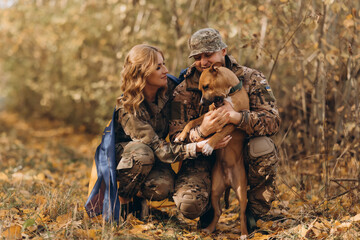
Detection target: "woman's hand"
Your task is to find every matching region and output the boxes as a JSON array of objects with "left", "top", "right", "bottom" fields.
[
  {"left": 198, "top": 108, "right": 230, "bottom": 136},
  {"left": 196, "top": 135, "right": 232, "bottom": 154}
]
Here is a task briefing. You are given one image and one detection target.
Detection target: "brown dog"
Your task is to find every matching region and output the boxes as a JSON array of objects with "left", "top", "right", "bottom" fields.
[{"left": 175, "top": 62, "right": 249, "bottom": 236}]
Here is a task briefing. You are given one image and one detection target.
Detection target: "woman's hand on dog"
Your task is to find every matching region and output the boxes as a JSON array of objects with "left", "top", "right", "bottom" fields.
[
  {"left": 199, "top": 108, "right": 230, "bottom": 136},
  {"left": 196, "top": 135, "right": 232, "bottom": 153}
]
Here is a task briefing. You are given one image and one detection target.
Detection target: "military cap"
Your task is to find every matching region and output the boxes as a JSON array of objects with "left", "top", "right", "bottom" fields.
[{"left": 188, "top": 28, "right": 227, "bottom": 58}]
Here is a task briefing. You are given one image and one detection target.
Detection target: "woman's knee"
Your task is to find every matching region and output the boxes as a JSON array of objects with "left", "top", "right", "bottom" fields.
[
  {"left": 117, "top": 142, "right": 155, "bottom": 170},
  {"left": 142, "top": 164, "right": 175, "bottom": 201},
  {"left": 116, "top": 142, "right": 155, "bottom": 198}
]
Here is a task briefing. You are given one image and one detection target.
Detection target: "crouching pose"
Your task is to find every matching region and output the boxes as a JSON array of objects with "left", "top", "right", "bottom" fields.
[{"left": 113, "top": 44, "right": 231, "bottom": 219}]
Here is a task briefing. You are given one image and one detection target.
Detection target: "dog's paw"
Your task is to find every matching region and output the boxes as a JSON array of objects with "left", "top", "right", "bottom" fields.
[
  {"left": 202, "top": 143, "right": 214, "bottom": 156},
  {"left": 239, "top": 234, "right": 248, "bottom": 240},
  {"left": 201, "top": 227, "right": 214, "bottom": 234}
]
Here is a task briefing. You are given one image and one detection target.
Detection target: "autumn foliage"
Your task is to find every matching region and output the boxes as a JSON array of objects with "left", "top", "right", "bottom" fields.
[{"left": 0, "top": 0, "right": 360, "bottom": 239}]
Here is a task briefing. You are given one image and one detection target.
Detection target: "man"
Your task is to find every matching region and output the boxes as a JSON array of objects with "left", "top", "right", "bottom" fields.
[{"left": 169, "top": 28, "right": 280, "bottom": 231}]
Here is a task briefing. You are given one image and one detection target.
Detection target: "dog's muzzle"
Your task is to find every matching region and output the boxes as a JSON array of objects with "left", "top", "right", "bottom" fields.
[{"left": 201, "top": 96, "right": 224, "bottom": 107}]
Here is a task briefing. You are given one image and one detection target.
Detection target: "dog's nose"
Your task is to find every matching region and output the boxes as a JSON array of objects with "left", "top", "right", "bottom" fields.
[{"left": 201, "top": 98, "right": 212, "bottom": 106}]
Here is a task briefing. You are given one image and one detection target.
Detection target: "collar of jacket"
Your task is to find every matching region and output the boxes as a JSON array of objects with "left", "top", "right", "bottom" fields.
[{"left": 184, "top": 64, "right": 202, "bottom": 92}]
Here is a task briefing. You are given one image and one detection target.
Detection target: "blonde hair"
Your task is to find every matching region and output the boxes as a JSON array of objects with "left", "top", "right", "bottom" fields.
[{"left": 120, "top": 44, "right": 165, "bottom": 115}]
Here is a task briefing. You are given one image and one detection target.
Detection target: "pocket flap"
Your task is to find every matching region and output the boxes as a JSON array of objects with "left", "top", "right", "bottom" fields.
[{"left": 249, "top": 136, "right": 275, "bottom": 158}]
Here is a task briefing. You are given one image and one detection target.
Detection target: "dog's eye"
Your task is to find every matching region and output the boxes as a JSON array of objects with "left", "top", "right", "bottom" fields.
[{"left": 203, "top": 85, "right": 209, "bottom": 90}]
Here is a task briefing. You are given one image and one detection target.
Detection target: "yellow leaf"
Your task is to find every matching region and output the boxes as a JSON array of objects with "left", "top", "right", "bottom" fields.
[
  {"left": 343, "top": 18, "right": 355, "bottom": 28},
  {"left": 336, "top": 222, "right": 352, "bottom": 231},
  {"left": 253, "top": 232, "right": 270, "bottom": 240},
  {"left": 0, "top": 172, "right": 9, "bottom": 181},
  {"left": 350, "top": 213, "right": 360, "bottom": 222},
  {"left": 2, "top": 225, "right": 22, "bottom": 239},
  {"left": 56, "top": 212, "right": 72, "bottom": 225},
  {"left": 346, "top": 14, "right": 353, "bottom": 20},
  {"left": 36, "top": 172, "right": 46, "bottom": 181}
]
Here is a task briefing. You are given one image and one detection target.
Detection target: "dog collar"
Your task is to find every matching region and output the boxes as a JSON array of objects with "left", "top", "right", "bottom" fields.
[{"left": 229, "top": 81, "right": 243, "bottom": 95}]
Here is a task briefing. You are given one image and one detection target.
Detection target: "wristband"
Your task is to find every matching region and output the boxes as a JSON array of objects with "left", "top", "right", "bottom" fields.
[{"left": 196, "top": 126, "right": 207, "bottom": 138}]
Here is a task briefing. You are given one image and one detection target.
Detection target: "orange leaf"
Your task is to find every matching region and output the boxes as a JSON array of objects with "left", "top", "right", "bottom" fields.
[{"left": 2, "top": 225, "right": 22, "bottom": 239}]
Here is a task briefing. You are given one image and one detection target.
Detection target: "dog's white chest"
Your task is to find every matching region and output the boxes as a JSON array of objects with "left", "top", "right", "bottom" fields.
[{"left": 224, "top": 96, "right": 234, "bottom": 107}]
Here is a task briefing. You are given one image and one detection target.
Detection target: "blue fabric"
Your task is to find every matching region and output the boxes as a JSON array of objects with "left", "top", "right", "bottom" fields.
[
  {"left": 85, "top": 109, "right": 120, "bottom": 222},
  {"left": 167, "top": 73, "right": 183, "bottom": 85},
  {"left": 178, "top": 68, "right": 188, "bottom": 83}
]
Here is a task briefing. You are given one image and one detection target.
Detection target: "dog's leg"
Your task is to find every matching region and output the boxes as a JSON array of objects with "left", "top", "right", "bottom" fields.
[
  {"left": 233, "top": 156, "right": 248, "bottom": 236},
  {"left": 174, "top": 116, "right": 204, "bottom": 142},
  {"left": 203, "top": 161, "right": 226, "bottom": 234},
  {"left": 202, "top": 124, "right": 236, "bottom": 156}
]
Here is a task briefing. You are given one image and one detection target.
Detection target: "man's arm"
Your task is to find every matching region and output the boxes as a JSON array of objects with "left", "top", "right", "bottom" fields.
[{"left": 219, "top": 71, "right": 281, "bottom": 136}]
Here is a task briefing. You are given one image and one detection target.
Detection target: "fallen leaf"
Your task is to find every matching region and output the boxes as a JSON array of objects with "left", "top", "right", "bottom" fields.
[
  {"left": 0, "top": 172, "right": 9, "bottom": 181},
  {"left": 2, "top": 225, "right": 22, "bottom": 239},
  {"left": 350, "top": 213, "right": 360, "bottom": 222}
]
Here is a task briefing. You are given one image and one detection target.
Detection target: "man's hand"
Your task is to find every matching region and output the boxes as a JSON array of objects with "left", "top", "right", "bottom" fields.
[
  {"left": 198, "top": 108, "right": 230, "bottom": 136},
  {"left": 218, "top": 101, "right": 243, "bottom": 125}
]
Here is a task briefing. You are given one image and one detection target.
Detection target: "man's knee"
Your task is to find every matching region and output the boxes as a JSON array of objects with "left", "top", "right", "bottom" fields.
[
  {"left": 173, "top": 175, "right": 211, "bottom": 219},
  {"left": 246, "top": 136, "right": 278, "bottom": 186},
  {"left": 246, "top": 136, "right": 278, "bottom": 217},
  {"left": 173, "top": 189, "right": 208, "bottom": 219}
]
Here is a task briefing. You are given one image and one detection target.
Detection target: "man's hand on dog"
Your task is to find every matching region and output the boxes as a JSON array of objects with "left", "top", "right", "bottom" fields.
[
  {"left": 218, "top": 101, "right": 243, "bottom": 125},
  {"left": 198, "top": 108, "right": 230, "bottom": 136}
]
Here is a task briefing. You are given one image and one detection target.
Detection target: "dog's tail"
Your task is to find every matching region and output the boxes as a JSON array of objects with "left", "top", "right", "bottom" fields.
[{"left": 224, "top": 187, "right": 231, "bottom": 209}]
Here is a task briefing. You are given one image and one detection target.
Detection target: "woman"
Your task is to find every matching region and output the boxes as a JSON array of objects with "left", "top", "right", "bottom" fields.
[{"left": 114, "top": 44, "right": 231, "bottom": 219}]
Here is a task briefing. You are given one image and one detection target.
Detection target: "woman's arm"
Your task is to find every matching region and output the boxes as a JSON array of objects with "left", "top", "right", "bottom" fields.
[{"left": 119, "top": 108, "right": 229, "bottom": 164}]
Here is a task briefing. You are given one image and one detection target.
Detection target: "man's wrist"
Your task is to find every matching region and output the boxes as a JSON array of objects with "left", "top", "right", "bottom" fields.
[
  {"left": 197, "top": 125, "right": 207, "bottom": 138},
  {"left": 237, "top": 110, "right": 249, "bottom": 127}
]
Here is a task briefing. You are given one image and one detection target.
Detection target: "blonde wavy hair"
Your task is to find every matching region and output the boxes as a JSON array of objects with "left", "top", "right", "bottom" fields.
[{"left": 120, "top": 44, "right": 165, "bottom": 115}]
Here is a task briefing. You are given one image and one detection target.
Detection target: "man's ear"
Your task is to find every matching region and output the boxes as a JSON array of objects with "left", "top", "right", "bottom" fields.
[{"left": 221, "top": 48, "right": 227, "bottom": 56}]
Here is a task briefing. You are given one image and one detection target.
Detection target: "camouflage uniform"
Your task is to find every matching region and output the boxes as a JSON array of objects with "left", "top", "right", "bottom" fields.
[
  {"left": 169, "top": 55, "right": 281, "bottom": 219},
  {"left": 114, "top": 78, "right": 199, "bottom": 201}
]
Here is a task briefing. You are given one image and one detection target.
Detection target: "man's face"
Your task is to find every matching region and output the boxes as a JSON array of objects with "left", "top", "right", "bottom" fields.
[{"left": 193, "top": 49, "right": 226, "bottom": 72}]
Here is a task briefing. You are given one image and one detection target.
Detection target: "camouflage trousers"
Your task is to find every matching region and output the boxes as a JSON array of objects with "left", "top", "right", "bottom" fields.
[
  {"left": 115, "top": 136, "right": 278, "bottom": 220},
  {"left": 173, "top": 136, "right": 278, "bottom": 220},
  {"left": 115, "top": 141, "right": 175, "bottom": 201},
  {"left": 173, "top": 155, "right": 215, "bottom": 219},
  {"left": 245, "top": 136, "right": 279, "bottom": 218}
]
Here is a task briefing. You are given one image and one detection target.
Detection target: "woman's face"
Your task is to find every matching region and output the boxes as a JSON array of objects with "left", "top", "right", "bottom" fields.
[{"left": 146, "top": 52, "right": 168, "bottom": 89}]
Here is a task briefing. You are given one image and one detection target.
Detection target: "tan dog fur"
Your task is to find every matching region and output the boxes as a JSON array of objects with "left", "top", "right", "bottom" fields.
[{"left": 175, "top": 63, "right": 249, "bottom": 236}]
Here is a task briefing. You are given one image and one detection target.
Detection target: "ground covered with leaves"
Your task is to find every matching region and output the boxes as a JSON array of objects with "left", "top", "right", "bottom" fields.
[{"left": 0, "top": 111, "right": 359, "bottom": 239}]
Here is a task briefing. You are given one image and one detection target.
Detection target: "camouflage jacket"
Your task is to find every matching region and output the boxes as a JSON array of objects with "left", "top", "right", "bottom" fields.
[
  {"left": 169, "top": 55, "right": 281, "bottom": 142},
  {"left": 114, "top": 78, "right": 198, "bottom": 164}
]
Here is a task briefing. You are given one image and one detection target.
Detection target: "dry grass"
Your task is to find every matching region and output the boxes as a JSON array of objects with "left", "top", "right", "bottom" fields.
[{"left": 1, "top": 111, "right": 359, "bottom": 239}]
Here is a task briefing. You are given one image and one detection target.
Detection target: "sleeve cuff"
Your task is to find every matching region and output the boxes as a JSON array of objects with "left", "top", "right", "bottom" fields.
[{"left": 186, "top": 142, "right": 198, "bottom": 158}]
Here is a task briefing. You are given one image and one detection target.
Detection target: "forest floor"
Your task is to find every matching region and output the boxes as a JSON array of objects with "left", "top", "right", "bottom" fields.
[{"left": 0, "top": 110, "right": 359, "bottom": 239}]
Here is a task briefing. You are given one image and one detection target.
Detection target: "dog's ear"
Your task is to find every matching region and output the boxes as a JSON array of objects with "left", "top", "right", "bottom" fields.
[{"left": 209, "top": 62, "right": 223, "bottom": 75}]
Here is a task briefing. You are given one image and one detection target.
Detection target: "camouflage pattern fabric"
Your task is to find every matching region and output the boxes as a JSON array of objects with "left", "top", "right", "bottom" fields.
[
  {"left": 116, "top": 141, "right": 175, "bottom": 201},
  {"left": 114, "top": 78, "right": 197, "bottom": 201},
  {"left": 245, "top": 138, "right": 279, "bottom": 218},
  {"left": 188, "top": 28, "right": 227, "bottom": 58},
  {"left": 173, "top": 155, "right": 215, "bottom": 219},
  {"left": 115, "top": 78, "right": 198, "bottom": 166},
  {"left": 169, "top": 55, "right": 281, "bottom": 218}
]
